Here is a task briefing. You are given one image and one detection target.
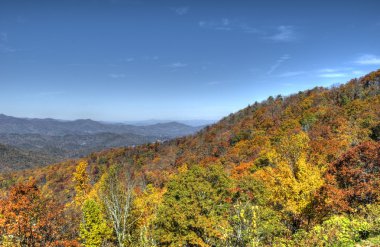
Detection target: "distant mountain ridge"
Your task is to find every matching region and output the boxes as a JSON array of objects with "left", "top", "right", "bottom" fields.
[
  {"left": 123, "top": 119, "right": 217, "bottom": 127},
  {"left": 0, "top": 114, "right": 202, "bottom": 137},
  {"left": 0, "top": 114, "right": 205, "bottom": 171}
]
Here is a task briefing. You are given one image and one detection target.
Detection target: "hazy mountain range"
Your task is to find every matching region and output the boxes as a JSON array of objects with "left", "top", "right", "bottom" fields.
[
  {"left": 0, "top": 114, "right": 205, "bottom": 171},
  {"left": 122, "top": 119, "right": 217, "bottom": 127},
  {"left": 0, "top": 114, "right": 204, "bottom": 137}
]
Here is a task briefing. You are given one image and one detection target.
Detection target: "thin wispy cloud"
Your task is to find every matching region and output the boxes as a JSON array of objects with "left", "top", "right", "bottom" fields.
[
  {"left": 270, "top": 66, "right": 366, "bottom": 79},
  {"left": 108, "top": 0, "right": 142, "bottom": 4},
  {"left": 319, "top": 73, "right": 347, "bottom": 78},
  {"left": 142, "top": 55, "right": 159, "bottom": 61},
  {"left": 172, "top": 6, "right": 189, "bottom": 16},
  {"left": 199, "top": 20, "right": 298, "bottom": 42},
  {"left": 109, "top": 73, "right": 126, "bottom": 79},
  {"left": 319, "top": 68, "right": 340, "bottom": 73},
  {"left": 117, "top": 56, "right": 155, "bottom": 63},
  {"left": 240, "top": 24, "right": 260, "bottom": 34},
  {"left": 355, "top": 54, "right": 380, "bottom": 65},
  {"left": 267, "top": 54, "right": 291, "bottom": 75},
  {"left": 275, "top": 67, "right": 365, "bottom": 79},
  {"left": 167, "top": 62, "right": 187, "bottom": 68},
  {"left": 67, "top": 63, "right": 100, "bottom": 67},
  {"left": 277, "top": 71, "right": 305, "bottom": 77},
  {"left": 199, "top": 19, "right": 259, "bottom": 33},
  {"left": 199, "top": 18, "right": 232, "bottom": 31},
  {"left": 352, "top": 70, "right": 364, "bottom": 75},
  {"left": 206, "top": 81, "right": 221, "bottom": 86},
  {"left": 317, "top": 68, "right": 366, "bottom": 78},
  {"left": 267, "top": 26, "right": 297, "bottom": 42},
  {"left": 36, "top": 91, "right": 65, "bottom": 97}
]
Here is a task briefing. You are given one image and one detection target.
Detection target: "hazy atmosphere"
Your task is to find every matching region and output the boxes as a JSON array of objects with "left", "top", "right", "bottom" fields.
[{"left": 1, "top": 0, "right": 379, "bottom": 121}]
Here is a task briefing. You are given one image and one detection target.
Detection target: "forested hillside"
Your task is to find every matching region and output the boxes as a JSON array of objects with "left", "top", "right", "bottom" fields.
[
  {"left": 0, "top": 143, "right": 56, "bottom": 172},
  {"left": 1, "top": 70, "right": 380, "bottom": 246}
]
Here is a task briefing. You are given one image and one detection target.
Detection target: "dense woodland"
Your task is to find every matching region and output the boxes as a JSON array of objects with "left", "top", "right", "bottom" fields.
[{"left": 1, "top": 70, "right": 380, "bottom": 246}]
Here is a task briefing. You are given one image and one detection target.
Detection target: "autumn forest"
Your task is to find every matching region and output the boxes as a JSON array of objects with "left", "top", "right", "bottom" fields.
[{"left": 1, "top": 70, "right": 380, "bottom": 246}]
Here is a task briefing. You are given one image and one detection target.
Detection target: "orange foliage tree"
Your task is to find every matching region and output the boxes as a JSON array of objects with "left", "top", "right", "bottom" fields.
[
  {"left": 316, "top": 141, "right": 380, "bottom": 217},
  {"left": 0, "top": 180, "right": 79, "bottom": 246}
]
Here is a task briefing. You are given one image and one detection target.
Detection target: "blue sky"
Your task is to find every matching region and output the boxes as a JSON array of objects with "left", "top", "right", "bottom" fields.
[{"left": 0, "top": 0, "right": 379, "bottom": 122}]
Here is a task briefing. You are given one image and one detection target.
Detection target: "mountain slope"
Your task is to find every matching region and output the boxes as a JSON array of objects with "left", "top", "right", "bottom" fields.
[
  {"left": 3, "top": 69, "right": 380, "bottom": 201},
  {"left": 1, "top": 70, "right": 380, "bottom": 246}
]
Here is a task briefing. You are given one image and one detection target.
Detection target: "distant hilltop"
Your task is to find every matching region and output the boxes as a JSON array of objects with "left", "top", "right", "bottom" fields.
[{"left": 0, "top": 114, "right": 206, "bottom": 171}]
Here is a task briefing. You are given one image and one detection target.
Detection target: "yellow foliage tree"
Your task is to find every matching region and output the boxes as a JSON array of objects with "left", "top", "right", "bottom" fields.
[
  {"left": 253, "top": 132, "right": 323, "bottom": 229},
  {"left": 133, "top": 184, "right": 165, "bottom": 246},
  {"left": 72, "top": 160, "right": 90, "bottom": 206}
]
